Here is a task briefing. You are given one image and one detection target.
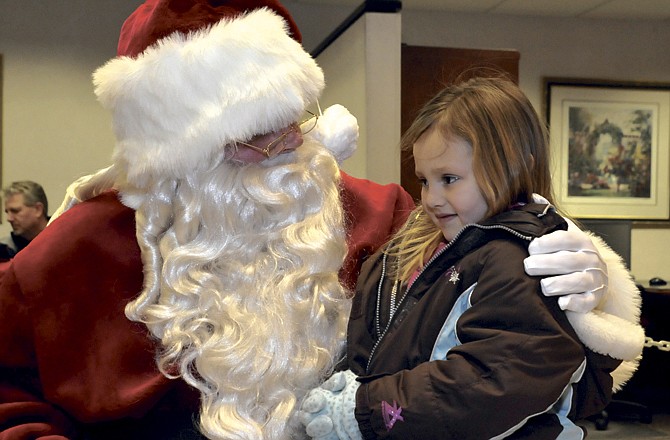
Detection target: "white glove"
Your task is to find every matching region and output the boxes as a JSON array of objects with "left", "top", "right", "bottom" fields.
[
  {"left": 298, "top": 370, "right": 363, "bottom": 440},
  {"left": 524, "top": 217, "right": 607, "bottom": 313}
]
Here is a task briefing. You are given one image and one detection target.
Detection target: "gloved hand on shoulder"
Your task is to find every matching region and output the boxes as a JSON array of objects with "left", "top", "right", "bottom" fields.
[{"left": 525, "top": 215, "right": 607, "bottom": 313}]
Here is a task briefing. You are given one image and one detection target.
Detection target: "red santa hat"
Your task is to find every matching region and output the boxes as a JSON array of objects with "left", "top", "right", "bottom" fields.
[
  {"left": 116, "top": 0, "right": 303, "bottom": 58},
  {"left": 93, "top": 0, "right": 328, "bottom": 184}
]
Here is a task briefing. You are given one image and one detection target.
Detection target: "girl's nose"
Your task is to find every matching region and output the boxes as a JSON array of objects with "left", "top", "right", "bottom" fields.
[{"left": 423, "top": 185, "right": 444, "bottom": 208}]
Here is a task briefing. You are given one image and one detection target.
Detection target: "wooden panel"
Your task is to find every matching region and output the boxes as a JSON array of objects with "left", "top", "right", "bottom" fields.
[{"left": 400, "top": 45, "right": 520, "bottom": 200}]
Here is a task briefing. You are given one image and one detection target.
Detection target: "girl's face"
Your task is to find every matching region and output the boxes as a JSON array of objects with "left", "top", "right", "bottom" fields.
[{"left": 414, "top": 127, "right": 488, "bottom": 242}]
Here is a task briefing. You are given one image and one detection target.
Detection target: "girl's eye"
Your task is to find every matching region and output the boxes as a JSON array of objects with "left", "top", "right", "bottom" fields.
[
  {"left": 443, "top": 175, "right": 459, "bottom": 185},
  {"left": 418, "top": 177, "right": 428, "bottom": 188}
]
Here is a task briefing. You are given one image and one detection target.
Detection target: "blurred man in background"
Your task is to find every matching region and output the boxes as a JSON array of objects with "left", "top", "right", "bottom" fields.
[{"left": 1, "top": 180, "right": 49, "bottom": 259}]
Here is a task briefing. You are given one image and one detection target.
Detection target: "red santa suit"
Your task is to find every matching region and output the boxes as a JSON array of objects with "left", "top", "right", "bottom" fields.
[{"left": 0, "top": 172, "right": 415, "bottom": 439}]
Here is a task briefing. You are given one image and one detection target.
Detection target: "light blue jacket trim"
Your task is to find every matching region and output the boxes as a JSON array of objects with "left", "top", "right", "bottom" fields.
[
  {"left": 429, "top": 283, "right": 476, "bottom": 361},
  {"left": 553, "top": 360, "right": 587, "bottom": 440},
  {"left": 489, "top": 359, "right": 586, "bottom": 439},
  {"left": 428, "top": 282, "right": 587, "bottom": 439}
]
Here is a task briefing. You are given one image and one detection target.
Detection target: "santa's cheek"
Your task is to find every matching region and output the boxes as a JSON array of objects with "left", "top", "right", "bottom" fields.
[{"left": 230, "top": 147, "right": 267, "bottom": 164}]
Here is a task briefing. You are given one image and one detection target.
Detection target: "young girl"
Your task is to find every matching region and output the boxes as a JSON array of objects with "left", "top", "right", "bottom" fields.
[{"left": 298, "top": 77, "right": 627, "bottom": 439}]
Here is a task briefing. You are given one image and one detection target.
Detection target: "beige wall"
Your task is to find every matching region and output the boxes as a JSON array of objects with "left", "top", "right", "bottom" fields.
[
  {"left": 317, "top": 12, "right": 402, "bottom": 185},
  {"left": 0, "top": 0, "right": 139, "bottom": 226},
  {"left": 1, "top": 2, "right": 668, "bottom": 281}
]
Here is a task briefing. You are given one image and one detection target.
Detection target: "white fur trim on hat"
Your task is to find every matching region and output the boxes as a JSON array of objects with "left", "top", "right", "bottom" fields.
[{"left": 93, "top": 8, "right": 324, "bottom": 184}]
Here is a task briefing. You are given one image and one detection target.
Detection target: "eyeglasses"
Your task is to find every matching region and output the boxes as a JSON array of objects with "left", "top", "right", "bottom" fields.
[{"left": 236, "top": 110, "right": 319, "bottom": 159}]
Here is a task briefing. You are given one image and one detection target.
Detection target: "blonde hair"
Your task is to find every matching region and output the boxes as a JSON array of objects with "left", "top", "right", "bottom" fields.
[
  {"left": 390, "top": 76, "right": 555, "bottom": 282},
  {"left": 55, "top": 139, "right": 349, "bottom": 440}
]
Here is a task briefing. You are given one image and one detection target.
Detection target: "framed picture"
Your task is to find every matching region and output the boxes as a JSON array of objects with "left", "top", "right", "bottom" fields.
[{"left": 545, "top": 78, "right": 670, "bottom": 220}]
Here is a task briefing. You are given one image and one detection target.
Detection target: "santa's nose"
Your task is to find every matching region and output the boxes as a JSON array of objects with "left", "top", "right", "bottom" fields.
[
  {"left": 278, "top": 123, "right": 303, "bottom": 154},
  {"left": 230, "top": 123, "right": 305, "bottom": 164}
]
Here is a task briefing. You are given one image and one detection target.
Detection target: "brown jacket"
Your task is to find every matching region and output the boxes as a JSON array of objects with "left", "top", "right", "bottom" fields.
[{"left": 347, "top": 204, "right": 621, "bottom": 439}]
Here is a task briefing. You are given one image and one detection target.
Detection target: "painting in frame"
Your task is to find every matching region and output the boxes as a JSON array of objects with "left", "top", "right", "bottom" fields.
[{"left": 545, "top": 78, "right": 670, "bottom": 220}]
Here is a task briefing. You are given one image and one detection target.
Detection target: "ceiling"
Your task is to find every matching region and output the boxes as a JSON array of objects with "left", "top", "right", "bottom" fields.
[{"left": 296, "top": 0, "right": 670, "bottom": 21}]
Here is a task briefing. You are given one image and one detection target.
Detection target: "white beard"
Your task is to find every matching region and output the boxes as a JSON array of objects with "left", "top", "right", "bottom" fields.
[{"left": 123, "top": 138, "right": 350, "bottom": 440}]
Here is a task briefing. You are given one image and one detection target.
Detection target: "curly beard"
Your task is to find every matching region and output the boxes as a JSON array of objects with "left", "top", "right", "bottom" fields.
[{"left": 122, "top": 138, "right": 350, "bottom": 440}]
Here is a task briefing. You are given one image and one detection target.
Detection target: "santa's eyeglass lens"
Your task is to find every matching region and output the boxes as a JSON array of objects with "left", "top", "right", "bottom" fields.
[{"left": 236, "top": 110, "right": 319, "bottom": 158}]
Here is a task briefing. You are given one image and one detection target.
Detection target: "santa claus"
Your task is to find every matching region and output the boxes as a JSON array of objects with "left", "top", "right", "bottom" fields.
[{"left": 0, "top": 1, "right": 641, "bottom": 440}]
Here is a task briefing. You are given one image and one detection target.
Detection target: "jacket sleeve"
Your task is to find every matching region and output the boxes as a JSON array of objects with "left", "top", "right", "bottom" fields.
[
  {"left": 354, "top": 242, "right": 590, "bottom": 440},
  {"left": 0, "top": 193, "right": 175, "bottom": 439},
  {"left": 339, "top": 172, "right": 415, "bottom": 291}
]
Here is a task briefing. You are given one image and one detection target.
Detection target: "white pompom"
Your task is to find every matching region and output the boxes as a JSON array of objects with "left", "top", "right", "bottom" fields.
[{"left": 308, "top": 104, "right": 358, "bottom": 164}]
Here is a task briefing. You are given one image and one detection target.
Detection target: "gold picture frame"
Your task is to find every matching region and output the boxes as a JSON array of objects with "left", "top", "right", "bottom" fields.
[{"left": 545, "top": 78, "right": 670, "bottom": 220}]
